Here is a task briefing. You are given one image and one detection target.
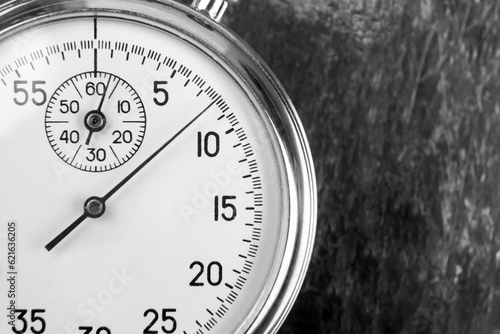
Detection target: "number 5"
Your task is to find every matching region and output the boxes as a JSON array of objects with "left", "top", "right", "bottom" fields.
[{"left": 153, "top": 81, "right": 169, "bottom": 106}]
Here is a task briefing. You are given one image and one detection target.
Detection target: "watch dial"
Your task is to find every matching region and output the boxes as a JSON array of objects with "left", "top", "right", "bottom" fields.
[{"left": 0, "top": 14, "right": 288, "bottom": 334}]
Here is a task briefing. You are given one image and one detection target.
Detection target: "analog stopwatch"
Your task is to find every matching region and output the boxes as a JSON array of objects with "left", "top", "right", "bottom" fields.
[{"left": 0, "top": 1, "right": 316, "bottom": 333}]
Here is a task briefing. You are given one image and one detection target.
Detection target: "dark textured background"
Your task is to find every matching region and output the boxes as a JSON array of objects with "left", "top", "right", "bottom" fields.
[{"left": 192, "top": 0, "right": 500, "bottom": 333}]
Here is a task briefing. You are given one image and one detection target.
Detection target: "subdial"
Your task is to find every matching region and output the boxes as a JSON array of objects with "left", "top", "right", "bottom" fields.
[{"left": 45, "top": 71, "right": 146, "bottom": 172}]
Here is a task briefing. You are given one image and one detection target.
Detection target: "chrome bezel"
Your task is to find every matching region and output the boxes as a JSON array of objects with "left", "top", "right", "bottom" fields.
[{"left": 0, "top": 1, "right": 317, "bottom": 333}]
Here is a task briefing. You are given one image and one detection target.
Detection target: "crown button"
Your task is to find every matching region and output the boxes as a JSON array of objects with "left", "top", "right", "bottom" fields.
[{"left": 191, "top": 0, "right": 229, "bottom": 22}]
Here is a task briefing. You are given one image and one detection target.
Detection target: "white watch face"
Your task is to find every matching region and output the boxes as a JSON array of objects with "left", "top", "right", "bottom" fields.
[{"left": 0, "top": 13, "right": 290, "bottom": 334}]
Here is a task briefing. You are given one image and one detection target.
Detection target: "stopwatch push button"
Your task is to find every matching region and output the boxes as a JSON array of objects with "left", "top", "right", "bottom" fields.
[{"left": 191, "top": 0, "right": 228, "bottom": 22}]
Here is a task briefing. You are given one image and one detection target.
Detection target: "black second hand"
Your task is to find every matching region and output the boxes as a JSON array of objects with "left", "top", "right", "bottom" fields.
[
  {"left": 85, "top": 74, "right": 112, "bottom": 145},
  {"left": 45, "top": 100, "right": 215, "bottom": 251}
]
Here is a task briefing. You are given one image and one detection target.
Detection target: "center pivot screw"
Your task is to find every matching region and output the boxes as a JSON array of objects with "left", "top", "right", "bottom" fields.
[
  {"left": 85, "top": 111, "right": 106, "bottom": 132},
  {"left": 84, "top": 197, "right": 106, "bottom": 218}
]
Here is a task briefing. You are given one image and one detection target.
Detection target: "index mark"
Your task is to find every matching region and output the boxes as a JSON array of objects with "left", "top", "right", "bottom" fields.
[
  {"left": 108, "top": 78, "right": 120, "bottom": 99},
  {"left": 94, "top": 49, "right": 98, "bottom": 76},
  {"left": 71, "top": 80, "right": 83, "bottom": 99},
  {"left": 71, "top": 145, "right": 82, "bottom": 164}
]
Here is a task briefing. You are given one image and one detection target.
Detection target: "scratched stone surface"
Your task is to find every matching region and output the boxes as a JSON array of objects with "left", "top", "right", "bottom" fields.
[{"left": 222, "top": 0, "right": 500, "bottom": 333}]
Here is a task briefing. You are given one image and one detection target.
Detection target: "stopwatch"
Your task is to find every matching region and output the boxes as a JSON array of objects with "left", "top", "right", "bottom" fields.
[{"left": 0, "top": 1, "right": 316, "bottom": 333}]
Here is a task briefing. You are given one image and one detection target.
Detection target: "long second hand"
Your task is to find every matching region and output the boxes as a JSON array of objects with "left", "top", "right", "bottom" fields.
[{"left": 45, "top": 100, "right": 215, "bottom": 251}]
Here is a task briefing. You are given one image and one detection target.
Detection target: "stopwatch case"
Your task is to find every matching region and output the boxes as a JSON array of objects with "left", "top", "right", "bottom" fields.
[{"left": 0, "top": 1, "right": 317, "bottom": 333}]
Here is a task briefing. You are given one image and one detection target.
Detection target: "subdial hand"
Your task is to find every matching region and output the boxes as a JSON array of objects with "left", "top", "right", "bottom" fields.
[
  {"left": 85, "top": 75, "right": 112, "bottom": 145},
  {"left": 45, "top": 100, "right": 216, "bottom": 251},
  {"left": 84, "top": 111, "right": 106, "bottom": 145}
]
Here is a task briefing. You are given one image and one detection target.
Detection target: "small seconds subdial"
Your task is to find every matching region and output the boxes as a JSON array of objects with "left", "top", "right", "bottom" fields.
[{"left": 45, "top": 71, "right": 146, "bottom": 172}]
